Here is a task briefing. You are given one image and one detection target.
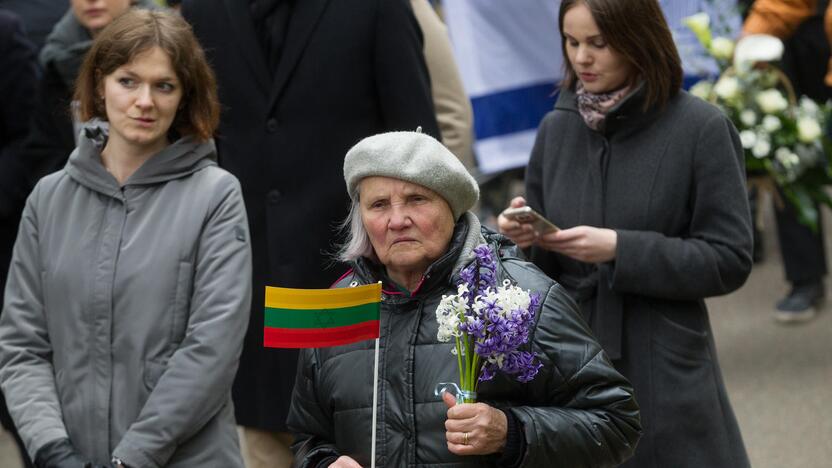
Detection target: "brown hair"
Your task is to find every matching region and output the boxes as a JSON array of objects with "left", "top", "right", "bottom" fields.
[
  {"left": 559, "top": 0, "right": 683, "bottom": 110},
  {"left": 74, "top": 9, "right": 219, "bottom": 141}
]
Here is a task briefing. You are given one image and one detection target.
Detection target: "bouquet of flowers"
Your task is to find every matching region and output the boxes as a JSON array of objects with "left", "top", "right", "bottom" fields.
[
  {"left": 434, "top": 244, "right": 543, "bottom": 403},
  {"left": 684, "top": 12, "right": 832, "bottom": 231}
]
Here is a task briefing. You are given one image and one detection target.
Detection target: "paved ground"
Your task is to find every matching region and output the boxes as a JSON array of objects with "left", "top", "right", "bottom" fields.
[{"left": 1, "top": 203, "right": 830, "bottom": 467}]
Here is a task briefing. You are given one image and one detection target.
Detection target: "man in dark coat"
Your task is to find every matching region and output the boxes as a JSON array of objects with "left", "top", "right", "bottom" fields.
[
  {"left": 180, "top": 0, "right": 440, "bottom": 464},
  {"left": 0, "top": 10, "right": 37, "bottom": 467}
]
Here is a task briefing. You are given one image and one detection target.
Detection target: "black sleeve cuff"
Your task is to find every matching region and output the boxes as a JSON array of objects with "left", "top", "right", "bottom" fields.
[{"left": 496, "top": 409, "right": 526, "bottom": 468}]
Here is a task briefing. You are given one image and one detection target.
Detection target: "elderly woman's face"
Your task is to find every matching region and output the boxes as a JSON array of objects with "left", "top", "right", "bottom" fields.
[{"left": 359, "top": 177, "right": 455, "bottom": 278}]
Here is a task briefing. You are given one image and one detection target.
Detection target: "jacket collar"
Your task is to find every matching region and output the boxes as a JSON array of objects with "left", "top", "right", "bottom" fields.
[
  {"left": 64, "top": 120, "right": 217, "bottom": 198},
  {"left": 555, "top": 81, "right": 662, "bottom": 135}
]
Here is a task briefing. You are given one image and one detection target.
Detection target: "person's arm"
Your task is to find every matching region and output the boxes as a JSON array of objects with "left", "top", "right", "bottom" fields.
[
  {"left": 112, "top": 174, "right": 252, "bottom": 467},
  {"left": 409, "top": 0, "right": 475, "bottom": 168},
  {"left": 743, "top": 0, "right": 816, "bottom": 39},
  {"left": 0, "top": 184, "right": 70, "bottom": 460},
  {"left": 374, "top": 0, "right": 440, "bottom": 138},
  {"left": 611, "top": 112, "right": 753, "bottom": 300},
  {"left": 508, "top": 282, "right": 641, "bottom": 467},
  {"left": 286, "top": 349, "right": 342, "bottom": 468}
]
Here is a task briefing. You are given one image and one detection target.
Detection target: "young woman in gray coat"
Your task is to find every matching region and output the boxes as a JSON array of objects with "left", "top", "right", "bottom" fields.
[
  {"left": 499, "top": 0, "right": 753, "bottom": 467},
  {"left": 0, "top": 10, "right": 252, "bottom": 468}
]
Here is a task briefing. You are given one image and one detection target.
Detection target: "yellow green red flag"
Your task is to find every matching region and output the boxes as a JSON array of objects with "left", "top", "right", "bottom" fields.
[{"left": 263, "top": 283, "right": 381, "bottom": 348}]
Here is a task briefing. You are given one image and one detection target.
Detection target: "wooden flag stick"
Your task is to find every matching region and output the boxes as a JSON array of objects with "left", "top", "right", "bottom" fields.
[{"left": 371, "top": 337, "right": 380, "bottom": 468}]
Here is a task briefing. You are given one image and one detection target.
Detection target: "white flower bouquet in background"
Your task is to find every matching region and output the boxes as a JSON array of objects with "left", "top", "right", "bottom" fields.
[{"left": 685, "top": 13, "right": 832, "bottom": 231}]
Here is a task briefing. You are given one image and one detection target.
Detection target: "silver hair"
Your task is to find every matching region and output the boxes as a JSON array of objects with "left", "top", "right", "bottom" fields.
[{"left": 335, "top": 196, "right": 375, "bottom": 263}]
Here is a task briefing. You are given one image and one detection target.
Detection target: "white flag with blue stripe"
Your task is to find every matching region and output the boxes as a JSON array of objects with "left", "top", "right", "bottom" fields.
[{"left": 443, "top": 0, "right": 740, "bottom": 174}]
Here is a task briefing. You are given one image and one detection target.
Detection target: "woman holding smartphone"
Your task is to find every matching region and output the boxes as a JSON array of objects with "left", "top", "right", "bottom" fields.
[
  {"left": 0, "top": 10, "right": 251, "bottom": 467},
  {"left": 498, "top": 1, "right": 753, "bottom": 467}
]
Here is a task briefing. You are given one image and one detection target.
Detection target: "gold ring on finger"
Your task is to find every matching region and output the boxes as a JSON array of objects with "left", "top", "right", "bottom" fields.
[{"left": 463, "top": 432, "right": 469, "bottom": 445}]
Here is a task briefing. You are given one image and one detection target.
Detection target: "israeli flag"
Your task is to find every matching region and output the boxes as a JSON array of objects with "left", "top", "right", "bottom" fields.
[{"left": 443, "top": 0, "right": 741, "bottom": 174}]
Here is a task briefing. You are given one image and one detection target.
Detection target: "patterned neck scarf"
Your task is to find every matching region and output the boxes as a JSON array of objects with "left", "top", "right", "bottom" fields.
[{"left": 575, "top": 82, "right": 633, "bottom": 131}]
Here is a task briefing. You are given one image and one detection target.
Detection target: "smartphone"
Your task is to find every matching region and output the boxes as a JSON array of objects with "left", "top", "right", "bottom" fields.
[{"left": 502, "top": 206, "right": 560, "bottom": 233}]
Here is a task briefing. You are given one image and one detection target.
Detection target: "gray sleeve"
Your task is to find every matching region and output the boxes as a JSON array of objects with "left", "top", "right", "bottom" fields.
[
  {"left": 112, "top": 175, "right": 253, "bottom": 467},
  {"left": 510, "top": 284, "right": 641, "bottom": 467},
  {"left": 611, "top": 112, "right": 753, "bottom": 300},
  {"left": 0, "top": 185, "right": 69, "bottom": 459}
]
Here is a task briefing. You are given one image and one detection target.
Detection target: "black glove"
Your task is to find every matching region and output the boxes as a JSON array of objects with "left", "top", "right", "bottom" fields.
[{"left": 34, "top": 438, "right": 104, "bottom": 468}]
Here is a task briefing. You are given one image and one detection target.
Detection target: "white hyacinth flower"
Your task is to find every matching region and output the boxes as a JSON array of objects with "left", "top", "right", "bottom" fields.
[
  {"left": 755, "top": 89, "right": 788, "bottom": 114},
  {"left": 739, "top": 130, "right": 757, "bottom": 149},
  {"left": 797, "top": 117, "right": 823, "bottom": 143},
  {"left": 762, "top": 115, "right": 782, "bottom": 132}
]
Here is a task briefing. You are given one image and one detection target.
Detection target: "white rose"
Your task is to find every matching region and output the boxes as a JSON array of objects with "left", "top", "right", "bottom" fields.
[
  {"left": 710, "top": 37, "right": 735, "bottom": 61},
  {"left": 797, "top": 117, "right": 823, "bottom": 142},
  {"left": 714, "top": 76, "right": 740, "bottom": 100},
  {"left": 740, "top": 110, "right": 757, "bottom": 126},
  {"left": 755, "top": 89, "right": 788, "bottom": 113},
  {"left": 683, "top": 13, "right": 712, "bottom": 48},
  {"left": 762, "top": 115, "right": 782, "bottom": 132},
  {"left": 775, "top": 147, "right": 799, "bottom": 168},
  {"left": 689, "top": 81, "right": 713, "bottom": 100},
  {"left": 739, "top": 130, "right": 756, "bottom": 149},
  {"left": 751, "top": 138, "right": 771, "bottom": 158}
]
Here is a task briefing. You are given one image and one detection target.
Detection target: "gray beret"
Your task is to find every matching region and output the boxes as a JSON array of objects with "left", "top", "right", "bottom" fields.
[{"left": 344, "top": 130, "right": 479, "bottom": 220}]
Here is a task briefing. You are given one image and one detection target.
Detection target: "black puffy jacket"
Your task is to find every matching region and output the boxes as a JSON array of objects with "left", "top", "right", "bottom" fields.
[{"left": 287, "top": 214, "right": 641, "bottom": 467}]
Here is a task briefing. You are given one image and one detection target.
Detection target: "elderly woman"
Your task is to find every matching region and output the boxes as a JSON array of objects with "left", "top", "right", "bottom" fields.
[{"left": 287, "top": 130, "right": 641, "bottom": 468}]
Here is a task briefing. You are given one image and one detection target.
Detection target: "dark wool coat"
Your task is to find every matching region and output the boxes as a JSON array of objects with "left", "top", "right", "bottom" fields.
[
  {"left": 182, "top": 0, "right": 440, "bottom": 431},
  {"left": 525, "top": 86, "right": 753, "bottom": 468},
  {"left": 288, "top": 214, "right": 641, "bottom": 468}
]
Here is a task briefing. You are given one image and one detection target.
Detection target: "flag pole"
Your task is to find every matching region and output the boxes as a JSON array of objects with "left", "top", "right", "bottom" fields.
[{"left": 371, "top": 337, "right": 380, "bottom": 468}]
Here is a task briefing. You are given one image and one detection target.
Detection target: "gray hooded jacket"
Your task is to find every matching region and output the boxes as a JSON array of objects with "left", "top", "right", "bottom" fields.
[{"left": 0, "top": 124, "right": 252, "bottom": 467}]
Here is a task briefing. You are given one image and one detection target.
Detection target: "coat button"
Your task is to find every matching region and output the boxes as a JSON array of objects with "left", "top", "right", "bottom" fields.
[
  {"left": 266, "top": 118, "right": 278, "bottom": 133},
  {"left": 267, "top": 189, "right": 282, "bottom": 204}
]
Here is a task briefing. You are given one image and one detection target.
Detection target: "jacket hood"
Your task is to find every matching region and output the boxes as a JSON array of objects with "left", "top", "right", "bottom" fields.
[
  {"left": 39, "top": 0, "right": 158, "bottom": 86},
  {"left": 65, "top": 120, "right": 217, "bottom": 197}
]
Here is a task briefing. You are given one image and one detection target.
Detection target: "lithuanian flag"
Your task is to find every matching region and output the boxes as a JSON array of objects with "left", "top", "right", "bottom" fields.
[{"left": 263, "top": 283, "right": 382, "bottom": 348}]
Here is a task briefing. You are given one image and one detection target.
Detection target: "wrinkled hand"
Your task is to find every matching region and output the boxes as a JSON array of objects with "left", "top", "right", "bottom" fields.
[
  {"left": 442, "top": 391, "right": 507, "bottom": 456},
  {"left": 535, "top": 226, "right": 618, "bottom": 263},
  {"left": 329, "top": 455, "right": 362, "bottom": 468},
  {"left": 497, "top": 197, "right": 537, "bottom": 248}
]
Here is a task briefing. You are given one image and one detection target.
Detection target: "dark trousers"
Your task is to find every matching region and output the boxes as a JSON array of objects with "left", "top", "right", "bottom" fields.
[
  {"left": 774, "top": 193, "right": 828, "bottom": 284},
  {"left": 773, "top": 12, "right": 832, "bottom": 286}
]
